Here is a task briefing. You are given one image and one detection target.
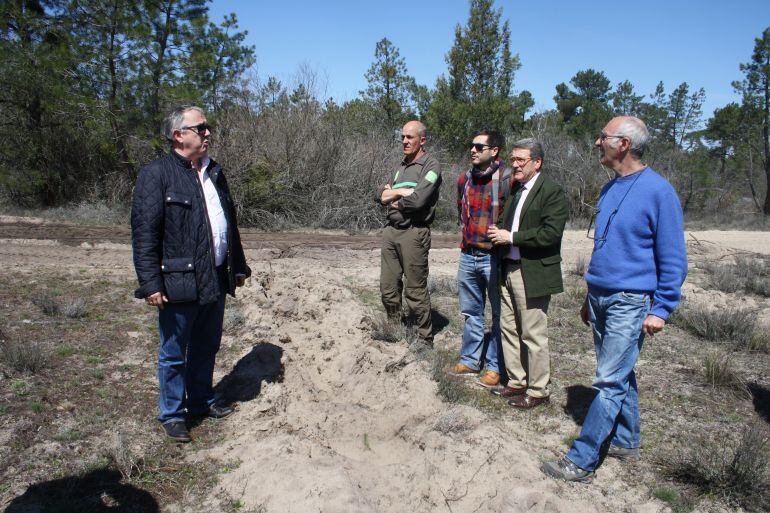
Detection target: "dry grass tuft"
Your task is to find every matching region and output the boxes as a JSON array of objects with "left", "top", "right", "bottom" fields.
[
  {"left": 669, "top": 302, "right": 756, "bottom": 345},
  {"left": 702, "top": 351, "right": 743, "bottom": 389}
]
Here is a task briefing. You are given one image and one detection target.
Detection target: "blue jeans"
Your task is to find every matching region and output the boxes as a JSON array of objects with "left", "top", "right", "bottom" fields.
[
  {"left": 157, "top": 268, "right": 227, "bottom": 424},
  {"left": 566, "top": 288, "right": 650, "bottom": 471},
  {"left": 457, "top": 250, "right": 501, "bottom": 372}
]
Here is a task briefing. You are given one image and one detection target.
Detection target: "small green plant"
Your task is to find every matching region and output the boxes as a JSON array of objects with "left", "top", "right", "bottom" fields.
[
  {"left": 56, "top": 344, "right": 76, "bottom": 357},
  {"left": 10, "top": 379, "right": 29, "bottom": 396},
  {"left": 562, "top": 433, "right": 579, "bottom": 448},
  {"left": 652, "top": 485, "right": 679, "bottom": 503},
  {"left": 221, "top": 459, "right": 242, "bottom": 474},
  {"left": 29, "top": 401, "right": 45, "bottom": 413},
  {"left": 363, "top": 433, "right": 371, "bottom": 451}
]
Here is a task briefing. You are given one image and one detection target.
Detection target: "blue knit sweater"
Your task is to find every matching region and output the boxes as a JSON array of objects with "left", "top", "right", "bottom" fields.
[{"left": 585, "top": 167, "right": 688, "bottom": 320}]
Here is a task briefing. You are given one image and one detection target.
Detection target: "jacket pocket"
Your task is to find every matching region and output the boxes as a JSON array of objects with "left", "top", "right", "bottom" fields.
[
  {"left": 540, "top": 254, "right": 562, "bottom": 266},
  {"left": 161, "top": 257, "right": 197, "bottom": 302},
  {"left": 165, "top": 192, "right": 192, "bottom": 206}
]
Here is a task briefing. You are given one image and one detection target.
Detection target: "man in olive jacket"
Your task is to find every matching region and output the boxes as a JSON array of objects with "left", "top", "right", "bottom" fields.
[
  {"left": 488, "top": 138, "right": 568, "bottom": 409},
  {"left": 377, "top": 120, "right": 442, "bottom": 344}
]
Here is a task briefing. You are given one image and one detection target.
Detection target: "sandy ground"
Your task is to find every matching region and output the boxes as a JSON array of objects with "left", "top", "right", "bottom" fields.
[{"left": 2, "top": 220, "right": 769, "bottom": 512}]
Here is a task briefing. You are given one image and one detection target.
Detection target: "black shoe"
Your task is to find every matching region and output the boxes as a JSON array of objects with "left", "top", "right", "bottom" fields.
[
  {"left": 206, "top": 403, "right": 234, "bottom": 419},
  {"left": 162, "top": 421, "right": 191, "bottom": 442}
]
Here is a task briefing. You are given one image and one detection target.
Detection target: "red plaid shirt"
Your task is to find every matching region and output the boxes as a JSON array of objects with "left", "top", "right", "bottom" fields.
[{"left": 457, "top": 159, "right": 510, "bottom": 250}]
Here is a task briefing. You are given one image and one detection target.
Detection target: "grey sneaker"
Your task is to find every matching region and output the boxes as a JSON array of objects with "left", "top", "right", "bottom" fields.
[
  {"left": 607, "top": 445, "right": 641, "bottom": 461},
  {"left": 541, "top": 457, "right": 595, "bottom": 483}
]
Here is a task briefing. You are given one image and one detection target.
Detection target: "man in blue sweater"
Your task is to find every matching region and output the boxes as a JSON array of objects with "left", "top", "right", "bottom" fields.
[{"left": 542, "top": 116, "right": 687, "bottom": 482}]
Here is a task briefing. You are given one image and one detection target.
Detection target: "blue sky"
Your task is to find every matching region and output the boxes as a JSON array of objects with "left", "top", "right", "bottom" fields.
[{"left": 209, "top": 0, "right": 768, "bottom": 119}]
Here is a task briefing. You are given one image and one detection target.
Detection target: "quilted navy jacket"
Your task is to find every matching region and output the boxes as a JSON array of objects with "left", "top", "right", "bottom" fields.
[{"left": 131, "top": 151, "right": 251, "bottom": 305}]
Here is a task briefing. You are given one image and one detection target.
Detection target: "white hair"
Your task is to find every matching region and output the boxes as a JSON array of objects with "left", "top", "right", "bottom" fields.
[{"left": 613, "top": 117, "right": 650, "bottom": 158}]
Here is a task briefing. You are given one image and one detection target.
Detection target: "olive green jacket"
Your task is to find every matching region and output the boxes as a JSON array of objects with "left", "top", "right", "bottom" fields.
[{"left": 496, "top": 173, "right": 569, "bottom": 298}]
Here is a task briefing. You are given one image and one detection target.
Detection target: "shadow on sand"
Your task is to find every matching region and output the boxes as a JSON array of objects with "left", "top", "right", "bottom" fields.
[
  {"left": 4, "top": 468, "right": 158, "bottom": 513},
  {"left": 214, "top": 342, "right": 284, "bottom": 405},
  {"left": 564, "top": 384, "right": 597, "bottom": 426}
]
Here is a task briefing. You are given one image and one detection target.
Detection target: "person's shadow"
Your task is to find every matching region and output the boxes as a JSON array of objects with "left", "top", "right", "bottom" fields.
[
  {"left": 431, "top": 309, "right": 450, "bottom": 334},
  {"left": 748, "top": 382, "right": 770, "bottom": 424},
  {"left": 214, "top": 342, "right": 283, "bottom": 404},
  {"left": 4, "top": 468, "right": 158, "bottom": 512},
  {"left": 564, "top": 385, "right": 597, "bottom": 426}
]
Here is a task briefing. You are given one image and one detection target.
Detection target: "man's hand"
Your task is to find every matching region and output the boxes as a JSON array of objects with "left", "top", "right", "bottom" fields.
[
  {"left": 146, "top": 291, "right": 168, "bottom": 310},
  {"left": 487, "top": 225, "right": 512, "bottom": 245},
  {"left": 235, "top": 274, "right": 247, "bottom": 287},
  {"left": 642, "top": 314, "right": 665, "bottom": 336},
  {"left": 580, "top": 298, "right": 590, "bottom": 326}
]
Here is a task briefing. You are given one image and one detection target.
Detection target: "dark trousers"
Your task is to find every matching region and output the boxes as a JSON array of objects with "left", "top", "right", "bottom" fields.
[
  {"left": 157, "top": 266, "right": 227, "bottom": 424},
  {"left": 379, "top": 225, "right": 433, "bottom": 341}
]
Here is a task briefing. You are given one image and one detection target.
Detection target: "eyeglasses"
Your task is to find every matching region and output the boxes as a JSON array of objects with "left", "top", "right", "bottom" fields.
[
  {"left": 181, "top": 123, "right": 212, "bottom": 134},
  {"left": 469, "top": 143, "right": 492, "bottom": 152},
  {"left": 510, "top": 157, "right": 532, "bottom": 165},
  {"left": 586, "top": 208, "right": 617, "bottom": 241},
  {"left": 599, "top": 133, "right": 626, "bottom": 141}
]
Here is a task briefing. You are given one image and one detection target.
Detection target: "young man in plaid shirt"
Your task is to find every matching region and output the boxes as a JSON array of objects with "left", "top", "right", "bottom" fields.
[{"left": 450, "top": 129, "right": 512, "bottom": 388}]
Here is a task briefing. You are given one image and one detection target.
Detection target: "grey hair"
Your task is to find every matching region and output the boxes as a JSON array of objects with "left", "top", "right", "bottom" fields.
[
  {"left": 511, "top": 138, "right": 545, "bottom": 163},
  {"left": 614, "top": 117, "right": 650, "bottom": 158},
  {"left": 162, "top": 106, "right": 204, "bottom": 142}
]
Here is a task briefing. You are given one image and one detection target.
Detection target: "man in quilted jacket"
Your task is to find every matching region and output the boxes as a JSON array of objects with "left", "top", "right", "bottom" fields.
[{"left": 131, "top": 106, "right": 251, "bottom": 442}]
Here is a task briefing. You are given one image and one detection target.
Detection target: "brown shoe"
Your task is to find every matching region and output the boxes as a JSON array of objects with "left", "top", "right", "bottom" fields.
[
  {"left": 508, "top": 394, "right": 550, "bottom": 409},
  {"left": 476, "top": 371, "right": 500, "bottom": 388},
  {"left": 449, "top": 363, "right": 478, "bottom": 376},
  {"left": 491, "top": 385, "right": 527, "bottom": 398}
]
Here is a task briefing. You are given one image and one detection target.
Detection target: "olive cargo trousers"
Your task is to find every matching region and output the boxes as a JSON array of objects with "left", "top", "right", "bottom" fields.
[{"left": 379, "top": 225, "right": 433, "bottom": 342}]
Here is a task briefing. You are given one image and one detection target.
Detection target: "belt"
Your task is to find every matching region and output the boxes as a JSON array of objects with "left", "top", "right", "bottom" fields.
[
  {"left": 462, "top": 246, "right": 493, "bottom": 256},
  {"left": 503, "top": 258, "right": 521, "bottom": 264}
]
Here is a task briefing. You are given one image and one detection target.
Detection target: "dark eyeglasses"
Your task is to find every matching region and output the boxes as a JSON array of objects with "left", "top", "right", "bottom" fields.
[
  {"left": 181, "top": 123, "right": 212, "bottom": 134},
  {"left": 599, "top": 133, "right": 626, "bottom": 141},
  {"left": 469, "top": 143, "right": 492, "bottom": 152}
]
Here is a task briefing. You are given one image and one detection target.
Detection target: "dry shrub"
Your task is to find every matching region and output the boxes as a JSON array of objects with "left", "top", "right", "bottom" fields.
[
  {"left": 32, "top": 293, "right": 59, "bottom": 316},
  {"left": 62, "top": 298, "right": 87, "bottom": 319},
  {"left": 370, "top": 312, "right": 421, "bottom": 345},
  {"left": 669, "top": 302, "right": 756, "bottom": 345},
  {"left": 433, "top": 408, "right": 471, "bottom": 435},
  {"left": 702, "top": 254, "right": 770, "bottom": 297},
  {"left": 572, "top": 254, "right": 588, "bottom": 277},
  {"left": 223, "top": 306, "right": 246, "bottom": 333},
  {"left": 428, "top": 275, "right": 458, "bottom": 296},
  {"left": 664, "top": 422, "right": 770, "bottom": 512},
  {"left": 0, "top": 338, "right": 48, "bottom": 374}
]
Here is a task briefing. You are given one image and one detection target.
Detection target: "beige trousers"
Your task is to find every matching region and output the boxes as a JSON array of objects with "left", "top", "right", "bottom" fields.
[{"left": 500, "top": 261, "right": 551, "bottom": 398}]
